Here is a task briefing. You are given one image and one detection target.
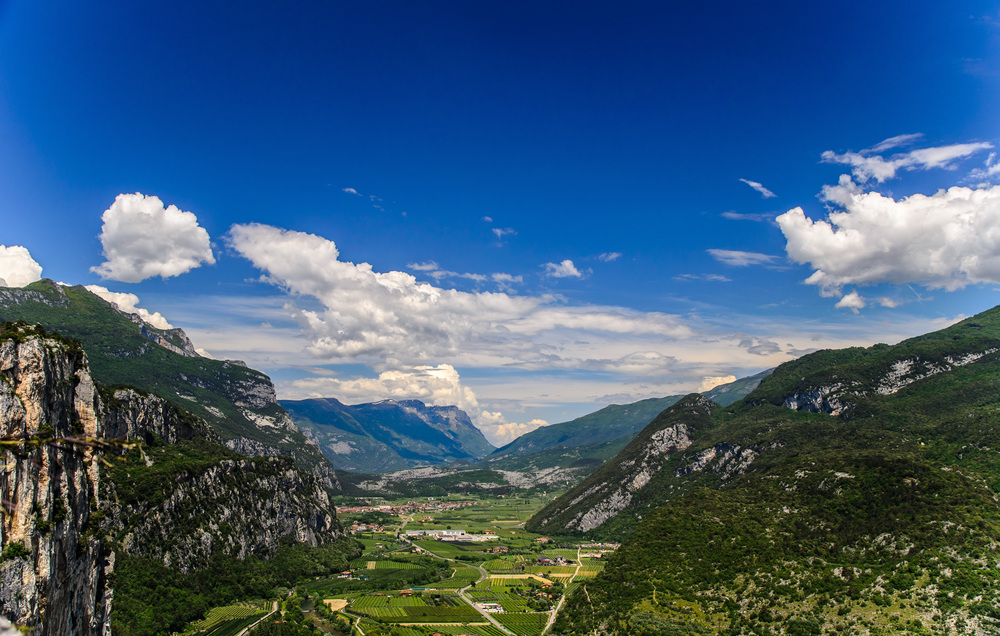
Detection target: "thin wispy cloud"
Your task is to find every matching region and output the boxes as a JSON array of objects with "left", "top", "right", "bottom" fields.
[
  {"left": 492, "top": 227, "right": 517, "bottom": 240},
  {"left": 738, "top": 178, "right": 776, "bottom": 198},
  {"left": 721, "top": 211, "right": 773, "bottom": 222},
  {"left": 342, "top": 187, "right": 360, "bottom": 195},
  {"left": 673, "top": 273, "right": 732, "bottom": 283},
  {"left": 821, "top": 136, "right": 993, "bottom": 183},
  {"left": 707, "top": 249, "right": 778, "bottom": 267},
  {"left": 598, "top": 252, "right": 621, "bottom": 262}
]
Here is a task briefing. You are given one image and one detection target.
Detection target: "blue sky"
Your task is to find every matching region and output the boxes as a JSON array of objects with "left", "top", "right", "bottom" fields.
[{"left": 2, "top": 1, "right": 1000, "bottom": 444}]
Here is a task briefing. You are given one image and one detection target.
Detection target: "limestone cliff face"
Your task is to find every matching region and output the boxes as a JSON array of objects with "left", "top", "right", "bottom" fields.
[
  {"left": 106, "top": 454, "right": 339, "bottom": 573},
  {"left": 529, "top": 394, "right": 716, "bottom": 535},
  {"left": 0, "top": 328, "right": 345, "bottom": 633},
  {"left": 0, "top": 332, "right": 112, "bottom": 635}
]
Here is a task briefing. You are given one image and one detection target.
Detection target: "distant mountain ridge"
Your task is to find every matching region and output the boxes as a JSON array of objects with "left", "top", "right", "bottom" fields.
[
  {"left": 478, "top": 369, "right": 770, "bottom": 473},
  {"left": 281, "top": 396, "right": 495, "bottom": 473}
]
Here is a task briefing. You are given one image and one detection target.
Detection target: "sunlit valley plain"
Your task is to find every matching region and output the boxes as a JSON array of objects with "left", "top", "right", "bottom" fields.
[{"left": 3, "top": 2, "right": 1000, "bottom": 635}]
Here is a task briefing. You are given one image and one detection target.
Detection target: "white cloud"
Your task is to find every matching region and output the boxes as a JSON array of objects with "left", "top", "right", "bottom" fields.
[
  {"left": 492, "top": 227, "right": 516, "bottom": 240},
  {"left": 91, "top": 193, "right": 215, "bottom": 283},
  {"left": 226, "top": 223, "right": 693, "bottom": 369},
  {"left": 778, "top": 185, "right": 1000, "bottom": 293},
  {"left": 0, "top": 245, "right": 42, "bottom": 287},
  {"left": 85, "top": 285, "right": 174, "bottom": 329},
  {"left": 482, "top": 216, "right": 493, "bottom": 223},
  {"left": 285, "top": 363, "right": 480, "bottom": 411},
  {"left": 408, "top": 261, "right": 440, "bottom": 272},
  {"left": 707, "top": 249, "right": 778, "bottom": 267},
  {"left": 821, "top": 138, "right": 993, "bottom": 183},
  {"left": 543, "top": 259, "right": 584, "bottom": 278},
  {"left": 868, "top": 133, "right": 924, "bottom": 153},
  {"left": 970, "top": 152, "right": 1000, "bottom": 184},
  {"left": 738, "top": 178, "right": 776, "bottom": 198},
  {"left": 698, "top": 375, "right": 737, "bottom": 392},
  {"left": 477, "top": 411, "right": 549, "bottom": 445},
  {"left": 835, "top": 291, "right": 866, "bottom": 313},
  {"left": 673, "top": 273, "right": 732, "bottom": 283},
  {"left": 721, "top": 211, "right": 773, "bottom": 222},
  {"left": 342, "top": 187, "right": 360, "bottom": 195},
  {"left": 598, "top": 252, "right": 621, "bottom": 262}
]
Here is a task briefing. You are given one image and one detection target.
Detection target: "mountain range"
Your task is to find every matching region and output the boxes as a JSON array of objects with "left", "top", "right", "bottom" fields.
[{"left": 281, "top": 396, "right": 495, "bottom": 472}]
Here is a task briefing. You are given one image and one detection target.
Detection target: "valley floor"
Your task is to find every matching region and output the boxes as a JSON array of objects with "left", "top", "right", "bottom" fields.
[{"left": 182, "top": 493, "right": 611, "bottom": 636}]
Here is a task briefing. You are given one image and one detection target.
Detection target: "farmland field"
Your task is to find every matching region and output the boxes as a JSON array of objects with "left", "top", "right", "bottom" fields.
[
  {"left": 494, "top": 612, "right": 548, "bottom": 636},
  {"left": 186, "top": 604, "right": 266, "bottom": 634},
  {"left": 299, "top": 493, "right": 619, "bottom": 635}
]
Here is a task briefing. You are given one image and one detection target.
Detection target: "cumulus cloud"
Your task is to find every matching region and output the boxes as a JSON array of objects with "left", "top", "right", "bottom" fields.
[
  {"left": 835, "top": 291, "right": 866, "bottom": 313},
  {"left": 92, "top": 193, "right": 215, "bottom": 283},
  {"left": 598, "top": 252, "right": 621, "bottom": 262},
  {"left": 778, "top": 185, "right": 1000, "bottom": 293},
  {"left": 226, "top": 223, "right": 693, "bottom": 369},
  {"left": 821, "top": 137, "right": 993, "bottom": 183},
  {"left": 286, "top": 363, "right": 480, "bottom": 412},
  {"left": 0, "top": 245, "right": 43, "bottom": 287},
  {"left": 543, "top": 259, "right": 584, "bottom": 278},
  {"left": 477, "top": 411, "right": 549, "bottom": 445},
  {"left": 739, "top": 178, "right": 776, "bottom": 198},
  {"left": 698, "top": 375, "right": 737, "bottom": 392},
  {"left": 85, "top": 285, "right": 173, "bottom": 329},
  {"left": 707, "top": 249, "right": 778, "bottom": 267}
]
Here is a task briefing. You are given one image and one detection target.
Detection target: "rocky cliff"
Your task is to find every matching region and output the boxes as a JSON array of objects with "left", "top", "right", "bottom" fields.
[
  {"left": 0, "top": 327, "right": 111, "bottom": 634},
  {"left": 527, "top": 394, "right": 717, "bottom": 536},
  {"left": 0, "top": 281, "right": 339, "bottom": 490},
  {"left": 0, "top": 325, "right": 347, "bottom": 633}
]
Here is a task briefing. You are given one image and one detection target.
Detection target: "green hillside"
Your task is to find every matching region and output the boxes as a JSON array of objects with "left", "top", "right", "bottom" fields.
[
  {"left": 482, "top": 370, "right": 769, "bottom": 474},
  {"left": 0, "top": 280, "right": 334, "bottom": 480},
  {"left": 546, "top": 306, "right": 1000, "bottom": 634}
]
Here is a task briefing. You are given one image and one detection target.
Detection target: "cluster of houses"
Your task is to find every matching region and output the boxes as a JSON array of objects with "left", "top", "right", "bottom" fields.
[
  {"left": 403, "top": 529, "right": 499, "bottom": 542},
  {"left": 335, "top": 499, "right": 480, "bottom": 516},
  {"left": 536, "top": 555, "right": 573, "bottom": 566},
  {"left": 347, "top": 523, "right": 386, "bottom": 534}
]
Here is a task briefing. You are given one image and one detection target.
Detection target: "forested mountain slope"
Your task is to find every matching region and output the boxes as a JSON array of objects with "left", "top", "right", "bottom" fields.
[{"left": 546, "top": 306, "right": 1000, "bottom": 635}]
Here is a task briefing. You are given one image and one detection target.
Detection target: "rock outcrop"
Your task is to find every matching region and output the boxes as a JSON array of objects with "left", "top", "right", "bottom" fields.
[
  {"left": 0, "top": 329, "right": 112, "bottom": 634},
  {"left": 0, "top": 326, "right": 345, "bottom": 633},
  {"left": 529, "top": 394, "right": 716, "bottom": 534}
]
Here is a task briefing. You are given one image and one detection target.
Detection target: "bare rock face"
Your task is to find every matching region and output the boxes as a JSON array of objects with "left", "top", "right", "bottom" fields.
[
  {"left": 530, "top": 394, "right": 716, "bottom": 534},
  {"left": 0, "top": 333, "right": 112, "bottom": 635},
  {"left": 0, "top": 328, "right": 345, "bottom": 633}
]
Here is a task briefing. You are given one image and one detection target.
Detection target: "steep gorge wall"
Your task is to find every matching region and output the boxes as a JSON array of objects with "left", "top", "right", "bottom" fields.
[
  {"left": 0, "top": 333, "right": 111, "bottom": 634},
  {"left": 0, "top": 329, "right": 345, "bottom": 633}
]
